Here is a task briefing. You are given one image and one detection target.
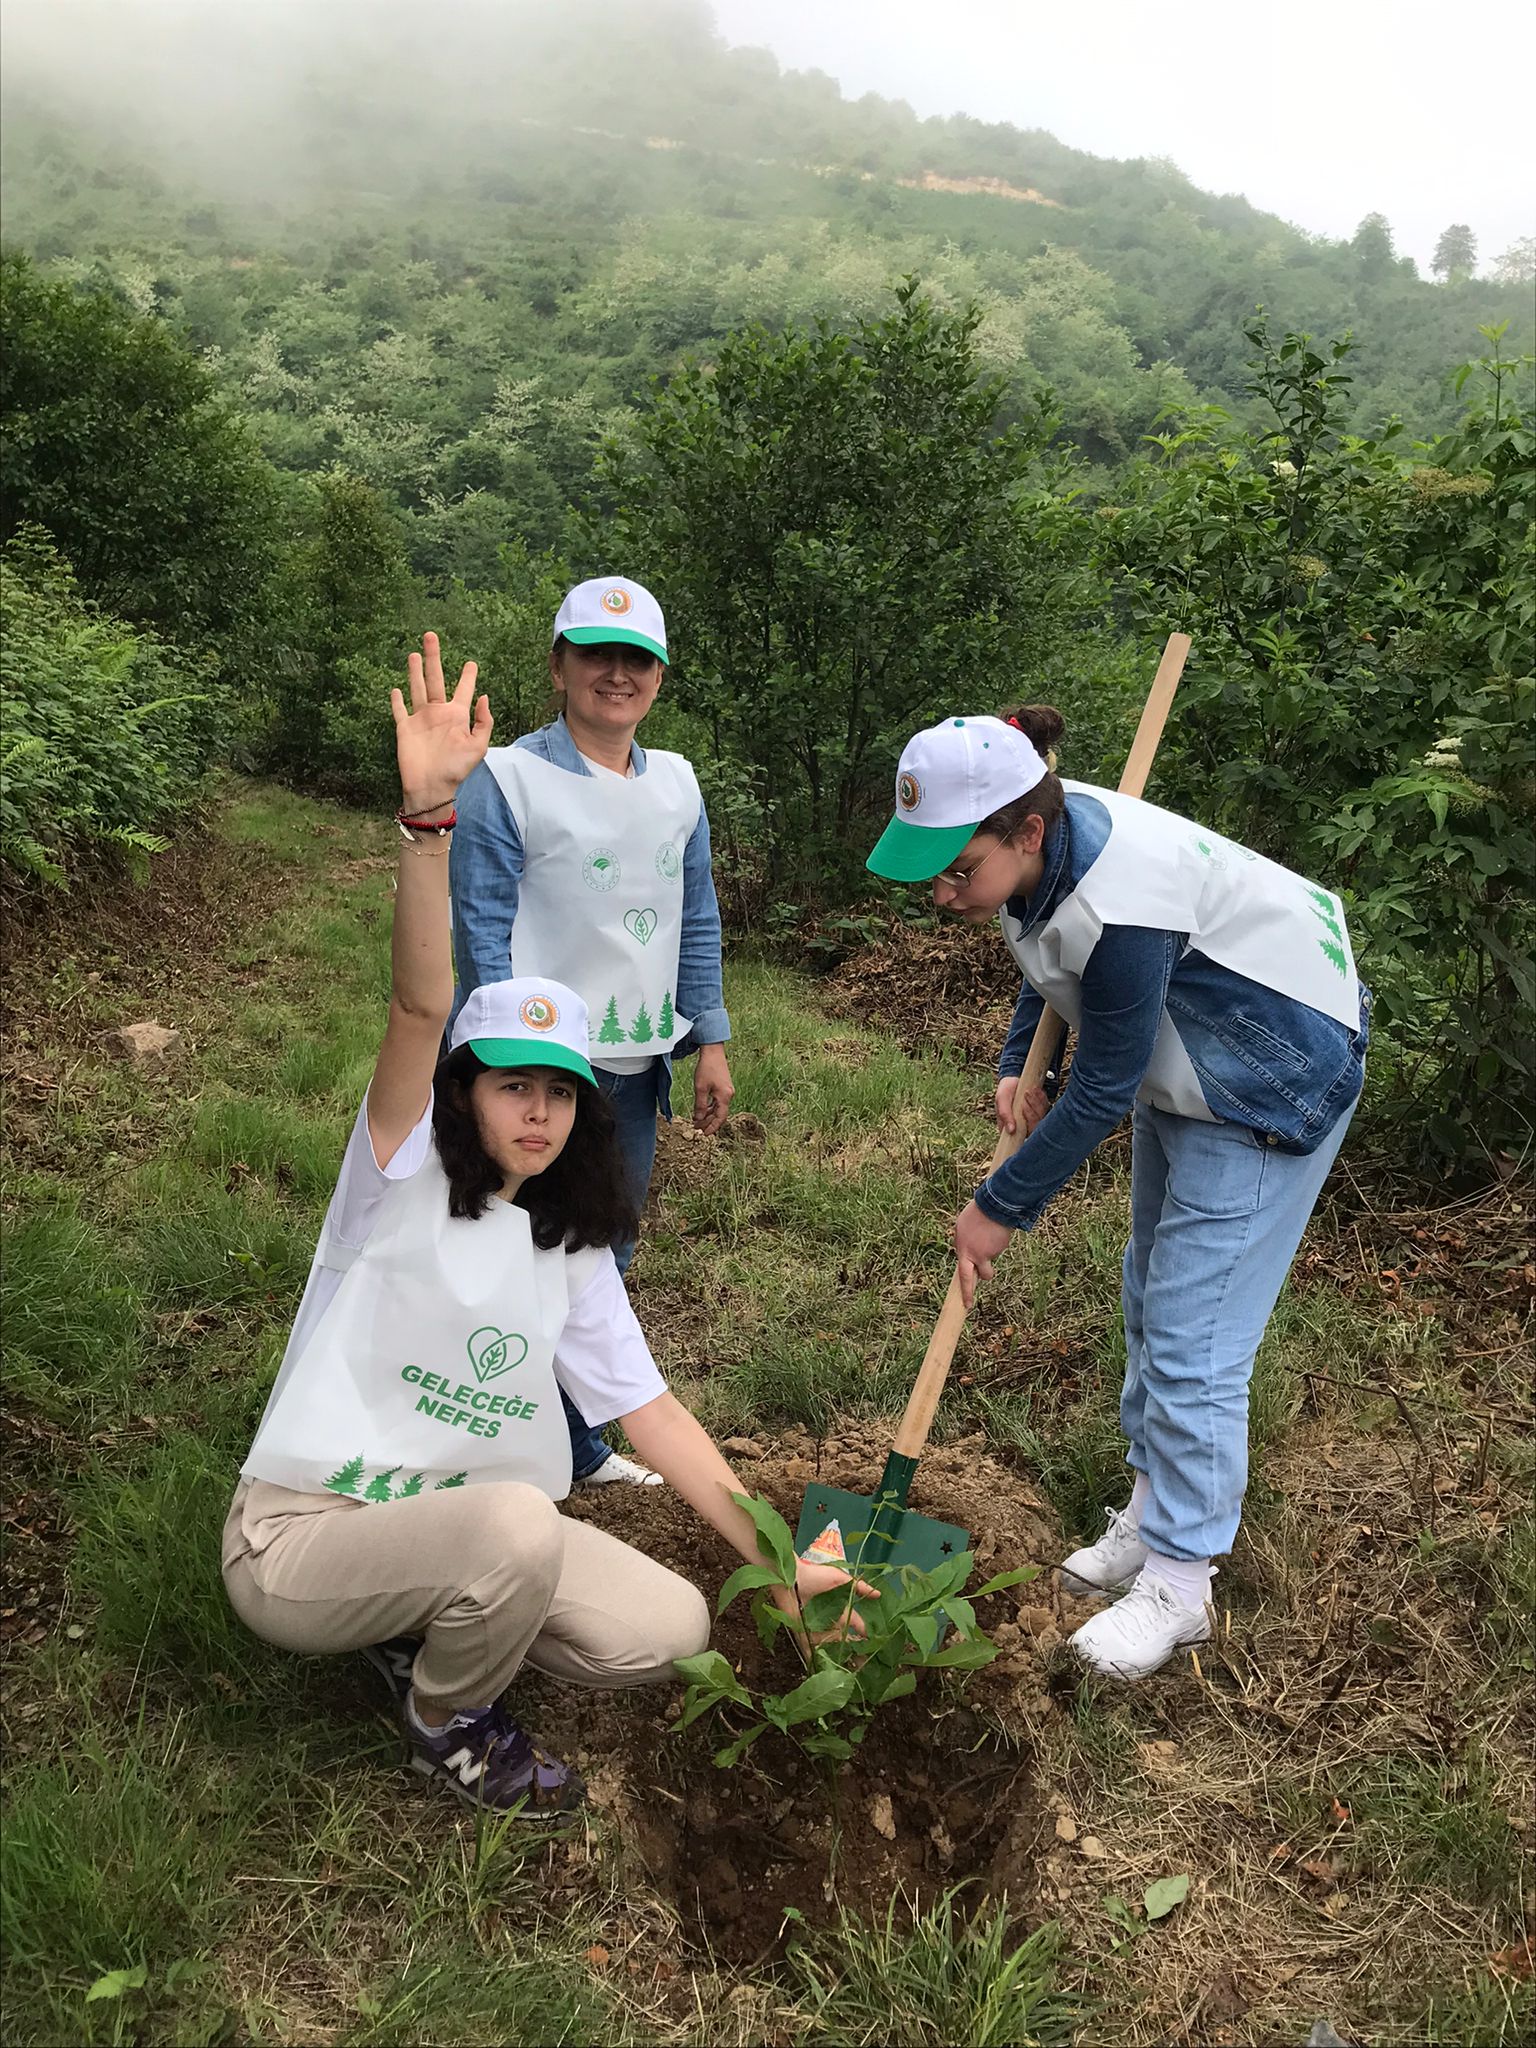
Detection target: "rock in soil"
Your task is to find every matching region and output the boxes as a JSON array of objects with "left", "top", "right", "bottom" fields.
[{"left": 104, "top": 1020, "right": 183, "bottom": 1061}]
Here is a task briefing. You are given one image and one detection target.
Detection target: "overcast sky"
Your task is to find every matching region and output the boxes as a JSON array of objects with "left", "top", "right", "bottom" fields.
[{"left": 713, "top": 0, "right": 1536, "bottom": 273}]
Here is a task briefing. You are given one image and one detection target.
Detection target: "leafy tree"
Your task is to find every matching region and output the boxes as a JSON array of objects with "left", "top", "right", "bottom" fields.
[
  {"left": 629, "top": 1000, "right": 654, "bottom": 1044},
  {"left": 1350, "top": 213, "right": 1397, "bottom": 280},
  {"left": 657, "top": 990, "right": 675, "bottom": 1038},
  {"left": 260, "top": 471, "right": 419, "bottom": 801},
  {"left": 598, "top": 995, "right": 626, "bottom": 1044},
  {"left": 1492, "top": 237, "right": 1536, "bottom": 286},
  {"left": 1431, "top": 224, "right": 1477, "bottom": 283},
  {"left": 594, "top": 281, "right": 1085, "bottom": 886},
  {"left": 1099, "top": 318, "right": 1534, "bottom": 1165},
  {"left": 363, "top": 1466, "right": 401, "bottom": 1503},
  {"left": 0, "top": 250, "right": 280, "bottom": 672}
]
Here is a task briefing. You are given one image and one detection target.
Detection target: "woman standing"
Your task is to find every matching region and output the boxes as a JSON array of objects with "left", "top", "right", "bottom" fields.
[
  {"left": 225, "top": 638, "right": 860, "bottom": 1812},
  {"left": 450, "top": 576, "right": 733, "bottom": 1488},
  {"left": 867, "top": 709, "right": 1368, "bottom": 1680}
]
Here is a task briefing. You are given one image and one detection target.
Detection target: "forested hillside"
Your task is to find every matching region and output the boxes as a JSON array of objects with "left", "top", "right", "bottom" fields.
[
  {"left": 3, "top": 0, "right": 1530, "bottom": 532},
  {"left": 2, "top": 0, "right": 1532, "bottom": 1166}
]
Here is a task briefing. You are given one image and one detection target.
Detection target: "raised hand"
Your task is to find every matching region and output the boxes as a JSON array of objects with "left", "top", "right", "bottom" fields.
[{"left": 390, "top": 632, "right": 492, "bottom": 813}]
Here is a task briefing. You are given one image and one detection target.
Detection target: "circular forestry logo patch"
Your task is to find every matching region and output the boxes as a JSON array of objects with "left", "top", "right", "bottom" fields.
[
  {"left": 518, "top": 995, "right": 559, "bottom": 1031},
  {"left": 600, "top": 586, "right": 633, "bottom": 615},
  {"left": 655, "top": 842, "right": 682, "bottom": 881},
  {"left": 583, "top": 847, "right": 621, "bottom": 891},
  {"left": 897, "top": 771, "right": 922, "bottom": 813}
]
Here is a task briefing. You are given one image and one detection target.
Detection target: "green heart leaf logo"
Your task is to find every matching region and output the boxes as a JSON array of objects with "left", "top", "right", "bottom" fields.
[
  {"left": 624, "top": 907, "right": 657, "bottom": 946},
  {"left": 467, "top": 1325, "right": 529, "bottom": 1384}
]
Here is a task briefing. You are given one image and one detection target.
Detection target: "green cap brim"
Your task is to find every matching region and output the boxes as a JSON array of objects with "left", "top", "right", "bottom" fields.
[
  {"left": 468, "top": 1039, "right": 598, "bottom": 1088},
  {"left": 866, "top": 813, "right": 977, "bottom": 882},
  {"left": 560, "top": 625, "right": 668, "bottom": 666}
]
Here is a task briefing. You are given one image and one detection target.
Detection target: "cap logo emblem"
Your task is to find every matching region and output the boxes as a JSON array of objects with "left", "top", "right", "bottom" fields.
[
  {"left": 518, "top": 995, "right": 559, "bottom": 1031},
  {"left": 600, "top": 587, "right": 633, "bottom": 615},
  {"left": 897, "top": 771, "right": 922, "bottom": 813}
]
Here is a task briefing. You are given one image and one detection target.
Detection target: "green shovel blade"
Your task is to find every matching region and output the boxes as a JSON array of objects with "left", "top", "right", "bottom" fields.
[{"left": 794, "top": 1481, "right": 970, "bottom": 1579}]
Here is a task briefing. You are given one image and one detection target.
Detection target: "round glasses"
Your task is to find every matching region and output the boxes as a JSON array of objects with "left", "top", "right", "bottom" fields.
[{"left": 932, "top": 839, "right": 1009, "bottom": 893}]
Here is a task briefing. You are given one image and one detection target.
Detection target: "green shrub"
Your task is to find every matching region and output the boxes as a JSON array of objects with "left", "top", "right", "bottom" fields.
[{"left": 0, "top": 531, "right": 219, "bottom": 884}]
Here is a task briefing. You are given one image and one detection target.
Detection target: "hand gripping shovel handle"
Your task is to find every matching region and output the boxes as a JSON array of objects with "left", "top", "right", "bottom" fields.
[{"left": 890, "top": 632, "right": 1192, "bottom": 1465}]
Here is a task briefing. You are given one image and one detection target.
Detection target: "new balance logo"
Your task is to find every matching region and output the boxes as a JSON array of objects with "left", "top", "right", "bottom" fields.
[{"left": 444, "top": 1746, "right": 486, "bottom": 1790}]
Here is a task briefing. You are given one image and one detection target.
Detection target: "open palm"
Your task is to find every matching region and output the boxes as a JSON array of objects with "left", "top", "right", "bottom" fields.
[{"left": 391, "top": 631, "right": 492, "bottom": 810}]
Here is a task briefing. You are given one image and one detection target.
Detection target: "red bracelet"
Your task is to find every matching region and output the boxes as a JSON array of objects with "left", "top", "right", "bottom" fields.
[{"left": 396, "top": 807, "right": 457, "bottom": 833}]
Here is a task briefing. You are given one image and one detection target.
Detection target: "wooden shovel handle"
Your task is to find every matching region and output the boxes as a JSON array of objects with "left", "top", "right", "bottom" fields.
[{"left": 890, "top": 633, "right": 1192, "bottom": 1463}]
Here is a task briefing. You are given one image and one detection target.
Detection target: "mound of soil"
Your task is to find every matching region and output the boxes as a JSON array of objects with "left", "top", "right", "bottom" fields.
[
  {"left": 535, "top": 1425, "right": 1094, "bottom": 1963},
  {"left": 820, "top": 921, "right": 1021, "bottom": 1068}
]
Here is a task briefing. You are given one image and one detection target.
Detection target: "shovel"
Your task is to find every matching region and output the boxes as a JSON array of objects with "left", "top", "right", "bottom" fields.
[{"left": 795, "top": 633, "right": 1192, "bottom": 1581}]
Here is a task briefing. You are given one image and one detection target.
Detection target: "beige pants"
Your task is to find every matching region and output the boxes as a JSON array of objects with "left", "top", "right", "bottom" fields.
[{"left": 222, "top": 1479, "right": 710, "bottom": 1713}]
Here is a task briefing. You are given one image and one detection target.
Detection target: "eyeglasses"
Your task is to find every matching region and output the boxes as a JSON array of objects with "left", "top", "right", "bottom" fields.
[{"left": 932, "top": 839, "right": 1008, "bottom": 893}]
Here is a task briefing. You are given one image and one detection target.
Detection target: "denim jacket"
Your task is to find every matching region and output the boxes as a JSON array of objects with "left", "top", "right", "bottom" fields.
[
  {"left": 448, "top": 716, "right": 731, "bottom": 1067},
  {"left": 977, "top": 793, "right": 1369, "bottom": 1233}
]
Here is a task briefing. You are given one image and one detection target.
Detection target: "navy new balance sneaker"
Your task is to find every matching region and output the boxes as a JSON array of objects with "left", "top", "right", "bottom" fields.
[
  {"left": 360, "top": 1635, "right": 421, "bottom": 1705},
  {"left": 405, "top": 1696, "right": 586, "bottom": 1815}
]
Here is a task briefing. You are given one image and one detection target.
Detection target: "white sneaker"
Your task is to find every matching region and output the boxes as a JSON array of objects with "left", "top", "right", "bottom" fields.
[
  {"left": 1060, "top": 1505, "right": 1149, "bottom": 1596},
  {"left": 1069, "top": 1568, "right": 1212, "bottom": 1681},
  {"left": 576, "top": 1452, "right": 663, "bottom": 1488}
]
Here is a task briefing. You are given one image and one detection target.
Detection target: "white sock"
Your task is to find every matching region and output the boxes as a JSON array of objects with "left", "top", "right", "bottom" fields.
[
  {"left": 406, "top": 1690, "right": 488, "bottom": 1739},
  {"left": 1128, "top": 1471, "right": 1152, "bottom": 1522},
  {"left": 1143, "top": 1551, "right": 1213, "bottom": 1612}
]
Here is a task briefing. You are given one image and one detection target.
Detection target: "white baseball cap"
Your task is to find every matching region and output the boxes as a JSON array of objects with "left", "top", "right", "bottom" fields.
[
  {"left": 449, "top": 978, "right": 597, "bottom": 1087},
  {"left": 552, "top": 576, "right": 667, "bottom": 666},
  {"left": 867, "top": 716, "right": 1048, "bottom": 881}
]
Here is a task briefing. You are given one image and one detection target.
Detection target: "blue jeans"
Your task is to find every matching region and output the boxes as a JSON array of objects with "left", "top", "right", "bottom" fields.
[
  {"left": 564, "top": 1063, "right": 667, "bottom": 1480},
  {"left": 1120, "top": 1095, "right": 1357, "bottom": 1561}
]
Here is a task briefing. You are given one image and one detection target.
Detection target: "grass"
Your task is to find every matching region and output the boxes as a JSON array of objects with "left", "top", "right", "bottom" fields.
[{"left": 2, "top": 781, "right": 1531, "bottom": 2047}]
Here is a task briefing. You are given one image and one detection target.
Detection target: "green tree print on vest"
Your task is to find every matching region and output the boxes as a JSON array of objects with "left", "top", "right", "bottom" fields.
[
  {"left": 658, "top": 990, "right": 675, "bottom": 1038},
  {"left": 322, "top": 1454, "right": 365, "bottom": 1496},
  {"left": 597, "top": 996, "right": 626, "bottom": 1044},
  {"left": 324, "top": 1459, "right": 469, "bottom": 1502},
  {"left": 630, "top": 1000, "right": 654, "bottom": 1043},
  {"left": 1305, "top": 884, "right": 1348, "bottom": 974}
]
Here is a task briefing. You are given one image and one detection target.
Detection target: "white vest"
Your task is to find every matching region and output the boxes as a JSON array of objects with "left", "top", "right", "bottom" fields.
[
  {"left": 1001, "top": 783, "right": 1362, "bottom": 1121},
  {"left": 243, "top": 1150, "right": 594, "bottom": 1503},
  {"left": 487, "top": 746, "right": 699, "bottom": 1058}
]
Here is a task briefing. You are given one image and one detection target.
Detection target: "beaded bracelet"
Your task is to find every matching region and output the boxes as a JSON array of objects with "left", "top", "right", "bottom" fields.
[{"left": 396, "top": 807, "right": 457, "bottom": 837}]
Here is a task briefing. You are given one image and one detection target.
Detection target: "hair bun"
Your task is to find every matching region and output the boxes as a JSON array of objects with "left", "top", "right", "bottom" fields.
[{"left": 1000, "top": 703, "right": 1065, "bottom": 760}]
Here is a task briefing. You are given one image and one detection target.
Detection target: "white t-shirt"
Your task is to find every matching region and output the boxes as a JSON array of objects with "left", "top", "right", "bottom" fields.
[{"left": 278, "top": 1097, "right": 667, "bottom": 1428}]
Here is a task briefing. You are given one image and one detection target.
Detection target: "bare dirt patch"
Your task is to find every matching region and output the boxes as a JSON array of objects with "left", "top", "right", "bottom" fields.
[{"left": 530, "top": 1423, "right": 1093, "bottom": 1964}]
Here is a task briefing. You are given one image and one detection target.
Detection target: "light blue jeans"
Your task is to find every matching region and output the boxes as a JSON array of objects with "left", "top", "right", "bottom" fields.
[
  {"left": 1121, "top": 1096, "right": 1357, "bottom": 1561},
  {"left": 564, "top": 1063, "right": 666, "bottom": 1481}
]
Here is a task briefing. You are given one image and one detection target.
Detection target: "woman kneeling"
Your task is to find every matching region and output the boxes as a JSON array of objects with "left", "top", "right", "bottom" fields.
[{"left": 224, "top": 636, "right": 859, "bottom": 1812}]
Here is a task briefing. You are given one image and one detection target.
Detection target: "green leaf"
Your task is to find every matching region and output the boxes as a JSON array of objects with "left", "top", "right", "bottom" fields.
[
  {"left": 713, "top": 1723, "right": 769, "bottom": 1768},
  {"left": 903, "top": 1612, "right": 942, "bottom": 1657},
  {"left": 1143, "top": 1874, "right": 1190, "bottom": 1922},
  {"left": 765, "top": 1660, "right": 858, "bottom": 1728},
  {"left": 971, "top": 1565, "right": 1039, "bottom": 1599},
  {"left": 715, "top": 1562, "right": 786, "bottom": 1615},
  {"left": 731, "top": 1491, "right": 797, "bottom": 1582},
  {"left": 921, "top": 1636, "right": 998, "bottom": 1670},
  {"left": 672, "top": 1650, "right": 750, "bottom": 1707},
  {"left": 86, "top": 1965, "right": 148, "bottom": 2003}
]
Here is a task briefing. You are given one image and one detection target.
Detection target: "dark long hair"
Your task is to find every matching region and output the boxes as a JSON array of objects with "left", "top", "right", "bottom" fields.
[
  {"left": 980, "top": 704, "right": 1068, "bottom": 841},
  {"left": 431, "top": 1045, "right": 640, "bottom": 1249}
]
